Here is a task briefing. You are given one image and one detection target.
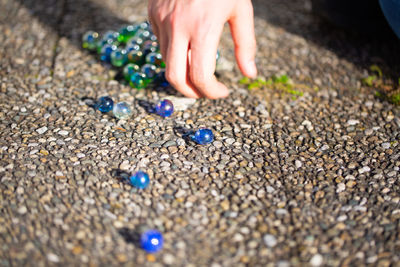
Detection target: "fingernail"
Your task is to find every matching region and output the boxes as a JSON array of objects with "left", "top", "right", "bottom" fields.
[{"left": 247, "top": 60, "right": 257, "bottom": 78}]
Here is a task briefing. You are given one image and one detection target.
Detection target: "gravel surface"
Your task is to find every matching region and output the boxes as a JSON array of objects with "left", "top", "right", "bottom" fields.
[{"left": 1, "top": 0, "right": 399, "bottom": 266}]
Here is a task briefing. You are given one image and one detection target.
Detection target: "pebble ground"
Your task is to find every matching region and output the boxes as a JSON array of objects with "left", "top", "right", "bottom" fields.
[{"left": 0, "top": 0, "right": 399, "bottom": 266}]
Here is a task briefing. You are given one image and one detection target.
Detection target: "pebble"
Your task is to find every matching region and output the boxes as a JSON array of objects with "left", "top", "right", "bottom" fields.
[
  {"left": 263, "top": 234, "right": 277, "bottom": 247},
  {"left": 382, "top": 142, "right": 391, "bottom": 149},
  {"left": 58, "top": 130, "right": 69, "bottom": 136},
  {"left": 347, "top": 119, "right": 360, "bottom": 125},
  {"left": 163, "top": 253, "right": 175, "bottom": 265},
  {"left": 164, "top": 96, "right": 196, "bottom": 111},
  {"left": 336, "top": 183, "right": 346, "bottom": 193},
  {"left": 295, "top": 160, "right": 302, "bottom": 168},
  {"left": 47, "top": 253, "right": 60, "bottom": 263},
  {"left": 18, "top": 206, "right": 27, "bottom": 214},
  {"left": 36, "top": 126, "right": 48, "bottom": 134},
  {"left": 310, "top": 254, "right": 323, "bottom": 266},
  {"left": 224, "top": 138, "right": 235, "bottom": 145},
  {"left": 301, "top": 120, "right": 313, "bottom": 131}
]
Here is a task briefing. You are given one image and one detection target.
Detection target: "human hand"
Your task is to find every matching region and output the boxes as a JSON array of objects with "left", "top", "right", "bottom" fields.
[{"left": 148, "top": 0, "right": 257, "bottom": 99}]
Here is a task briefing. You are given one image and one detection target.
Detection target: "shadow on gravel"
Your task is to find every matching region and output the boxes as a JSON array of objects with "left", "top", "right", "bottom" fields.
[
  {"left": 118, "top": 228, "right": 141, "bottom": 248},
  {"left": 81, "top": 97, "right": 97, "bottom": 109},
  {"left": 253, "top": 0, "right": 400, "bottom": 79},
  {"left": 136, "top": 99, "right": 156, "bottom": 114},
  {"left": 15, "top": 0, "right": 128, "bottom": 47},
  {"left": 173, "top": 126, "right": 196, "bottom": 145},
  {"left": 111, "top": 168, "right": 130, "bottom": 181}
]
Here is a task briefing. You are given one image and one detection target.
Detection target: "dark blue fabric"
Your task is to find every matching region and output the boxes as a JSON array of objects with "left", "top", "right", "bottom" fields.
[{"left": 380, "top": 0, "right": 400, "bottom": 38}]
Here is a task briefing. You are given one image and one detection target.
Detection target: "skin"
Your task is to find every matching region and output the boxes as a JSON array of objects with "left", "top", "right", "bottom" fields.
[{"left": 148, "top": 0, "right": 257, "bottom": 99}]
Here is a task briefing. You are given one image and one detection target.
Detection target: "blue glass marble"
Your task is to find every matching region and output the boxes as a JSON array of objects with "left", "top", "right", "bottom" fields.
[
  {"left": 149, "top": 34, "right": 158, "bottom": 42},
  {"left": 145, "top": 52, "right": 163, "bottom": 67},
  {"left": 82, "top": 31, "right": 99, "bottom": 51},
  {"left": 192, "top": 128, "right": 214, "bottom": 145},
  {"left": 142, "top": 40, "right": 159, "bottom": 55},
  {"left": 126, "top": 36, "right": 144, "bottom": 47},
  {"left": 155, "top": 99, "right": 174, "bottom": 118},
  {"left": 140, "top": 230, "right": 163, "bottom": 253},
  {"left": 123, "top": 63, "right": 140, "bottom": 81},
  {"left": 113, "top": 102, "right": 132, "bottom": 120},
  {"left": 136, "top": 29, "right": 151, "bottom": 41},
  {"left": 136, "top": 21, "right": 151, "bottom": 32},
  {"left": 129, "top": 72, "right": 147, "bottom": 89},
  {"left": 129, "top": 171, "right": 150, "bottom": 189},
  {"left": 141, "top": 64, "right": 157, "bottom": 80},
  {"left": 154, "top": 71, "right": 170, "bottom": 87},
  {"left": 102, "top": 31, "right": 120, "bottom": 42},
  {"left": 96, "top": 96, "right": 114, "bottom": 113},
  {"left": 100, "top": 43, "right": 118, "bottom": 63},
  {"left": 110, "top": 49, "right": 127, "bottom": 67},
  {"left": 96, "top": 38, "right": 115, "bottom": 54},
  {"left": 125, "top": 43, "right": 141, "bottom": 53}
]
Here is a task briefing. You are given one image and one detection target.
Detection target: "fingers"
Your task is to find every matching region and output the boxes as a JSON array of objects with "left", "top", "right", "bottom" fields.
[
  {"left": 165, "top": 34, "right": 202, "bottom": 98},
  {"left": 189, "top": 28, "right": 229, "bottom": 99},
  {"left": 229, "top": 0, "right": 257, "bottom": 78}
]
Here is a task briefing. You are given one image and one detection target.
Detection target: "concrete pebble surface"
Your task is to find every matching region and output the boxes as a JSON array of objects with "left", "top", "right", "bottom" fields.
[{"left": 0, "top": 0, "right": 399, "bottom": 266}]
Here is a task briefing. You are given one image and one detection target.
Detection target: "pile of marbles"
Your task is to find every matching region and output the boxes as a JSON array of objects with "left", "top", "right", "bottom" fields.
[{"left": 82, "top": 22, "right": 167, "bottom": 89}]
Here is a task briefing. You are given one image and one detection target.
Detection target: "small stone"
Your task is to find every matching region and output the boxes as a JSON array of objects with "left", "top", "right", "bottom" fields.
[
  {"left": 164, "top": 96, "right": 196, "bottom": 111},
  {"left": 213, "top": 141, "right": 223, "bottom": 148},
  {"left": 18, "top": 206, "right": 27, "bottom": 214},
  {"left": 58, "top": 130, "right": 69, "bottom": 136},
  {"left": 47, "top": 253, "right": 60, "bottom": 263},
  {"left": 347, "top": 119, "right": 360, "bottom": 126},
  {"left": 358, "top": 166, "right": 371, "bottom": 174},
  {"left": 336, "top": 183, "right": 346, "bottom": 193},
  {"left": 295, "top": 160, "right": 302, "bottom": 168},
  {"left": 263, "top": 234, "right": 277, "bottom": 247},
  {"left": 364, "top": 129, "right": 373, "bottom": 135},
  {"left": 163, "top": 253, "right": 175, "bottom": 265},
  {"left": 225, "top": 138, "right": 235, "bottom": 145},
  {"left": 36, "top": 126, "right": 48, "bottom": 134},
  {"left": 301, "top": 120, "right": 313, "bottom": 131},
  {"left": 381, "top": 142, "right": 390, "bottom": 149},
  {"left": 310, "top": 254, "right": 323, "bottom": 266},
  {"left": 220, "top": 199, "right": 230, "bottom": 211},
  {"left": 120, "top": 160, "right": 130, "bottom": 170}
]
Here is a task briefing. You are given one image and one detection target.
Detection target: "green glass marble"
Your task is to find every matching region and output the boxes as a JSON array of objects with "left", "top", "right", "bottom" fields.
[
  {"left": 117, "top": 25, "right": 137, "bottom": 44},
  {"left": 127, "top": 50, "right": 145, "bottom": 65},
  {"left": 82, "top": 31, "right": 99, "bottom": 51},
  {"left": 129, "top": 72, "right": 147, "bottom": 89},
  {"left": 110, "top": 49, "right": 127, "bottom": 67},
  {"left": 123, "top": 63, "right": 140, "bottom": 81}
]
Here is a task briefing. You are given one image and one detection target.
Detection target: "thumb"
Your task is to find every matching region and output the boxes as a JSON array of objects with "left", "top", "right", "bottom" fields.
[{"left": 229, "top": 0, "right": 257, "bottom": 78}]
